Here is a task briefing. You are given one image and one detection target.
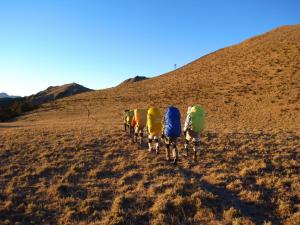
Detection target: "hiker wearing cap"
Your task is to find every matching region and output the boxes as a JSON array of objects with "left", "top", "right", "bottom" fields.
[
  {"left": 132, "top": 108, "right": 147, "bottom": 145},
  {"left": 147, "top": 107, "right": 163, "bottom": 154},
  {"left": 183, "top": 105, "right": 205, "bottom": 162},
  {"left": 162, "top": 106, "right": 181, "bottom": 165}
]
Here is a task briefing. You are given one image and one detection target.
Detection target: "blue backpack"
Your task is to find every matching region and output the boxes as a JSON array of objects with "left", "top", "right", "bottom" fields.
[{"left": 164, "top": 106, "right": 181, "bottom": 138}]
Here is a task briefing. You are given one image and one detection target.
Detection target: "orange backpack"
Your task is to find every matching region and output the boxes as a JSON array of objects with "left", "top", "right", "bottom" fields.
[{"left": 134, "top": 109, "right": 147, "bottom": 128}]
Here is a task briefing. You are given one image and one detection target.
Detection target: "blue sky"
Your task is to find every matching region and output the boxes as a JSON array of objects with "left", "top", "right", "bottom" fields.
[{"left": 0, "top": 0, "right": 299, "bottom": 96}]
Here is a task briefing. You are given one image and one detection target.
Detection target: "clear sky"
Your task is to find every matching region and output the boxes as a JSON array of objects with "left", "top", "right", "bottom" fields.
[{"left": 0, "top": 0, "right": 299, "bottom": 96}]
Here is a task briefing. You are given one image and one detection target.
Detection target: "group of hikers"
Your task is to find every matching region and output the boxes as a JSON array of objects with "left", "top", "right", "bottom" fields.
[{"left": 123, "top": 105, "right": 205, "bottom": 165}]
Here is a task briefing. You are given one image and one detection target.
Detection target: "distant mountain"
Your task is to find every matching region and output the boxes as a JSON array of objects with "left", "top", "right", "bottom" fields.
[
  {"left": 28, "top": 83, "right": 92, "bottom": 106},
  {"left": 0, "top": 83, "right": 93, "bottom": 121},
  {"left": 0, "top": 92, "right": 20, "bottom": 98},
  {"left": 0, "top": 93, "right": 9, "bottom": 98}
]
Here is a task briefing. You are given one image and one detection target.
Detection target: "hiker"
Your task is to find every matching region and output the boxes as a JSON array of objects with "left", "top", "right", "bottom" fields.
[
  {"left": 128, "top": 110, "right": 135, "bottom": 137},
  {"left": 183, "top": 105, "right": 205, "bottom": 162},
  {"left": 125, "top": 109, "right": 134, "bottom": 136},
  {"left": 147, "top": 107, "right": 163, "bottom": 154},
  {"left": 162, "top": 106, "right": 181, "bottom": 165},
  {"left": 123, "top": 109, "right": 129, "bottom": 131},
  {"left": 132, "top": 108, "right": 147, "bottom": 145}
]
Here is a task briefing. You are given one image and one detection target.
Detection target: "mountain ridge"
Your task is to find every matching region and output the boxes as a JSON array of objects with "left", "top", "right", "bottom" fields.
[
  {"left": 27, "top": 82, "right": 93, "bottom": 106},
  {"left": 119, "top": 76, "right": 149, "bottom": 86},
  {"left": 0, "top": 92, "right": 20, "bottom": 99},
  {"left": 0, "top": 82, "right": 92, "bottom": 120}
]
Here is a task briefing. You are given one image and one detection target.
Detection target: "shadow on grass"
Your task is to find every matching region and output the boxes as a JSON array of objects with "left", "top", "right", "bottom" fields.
[
  {"left": 0, "top": 125, "right": 23, "bottom": 128},
  {"left": 178, "top": 165, "right": 282, "bottom": 224}
]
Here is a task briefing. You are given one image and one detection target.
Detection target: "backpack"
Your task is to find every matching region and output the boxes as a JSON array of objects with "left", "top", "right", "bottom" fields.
[
  {"left": 190, "top": 105, "right": 205, "bottom": 133},
  {"left": 134, "top": 109, "right": 147, "bottom": 128},
  {"left": 147, "top": 107, "right": 162, "bottom": 135},
  {"left": 124, "top": 110, "right": 128, "bottom": 122},
  {"left": 126, "top": 110, "right": 134, "bottom": 125},
  {"left": 164, "top": 106, "right": 181, "bottom": 138}
]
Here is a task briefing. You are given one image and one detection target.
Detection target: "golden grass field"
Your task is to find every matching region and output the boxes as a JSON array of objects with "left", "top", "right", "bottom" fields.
[{"left": 0, "top": 25, "right": 299, "bottom": 224}]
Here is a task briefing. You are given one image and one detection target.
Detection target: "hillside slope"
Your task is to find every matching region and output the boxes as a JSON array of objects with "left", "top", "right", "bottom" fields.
[
  {"left": 15, "top": 25, "right": 300, "bottom": 132},
  {"left": 0, "top": 25, "right": 299, "bottom": 225}
]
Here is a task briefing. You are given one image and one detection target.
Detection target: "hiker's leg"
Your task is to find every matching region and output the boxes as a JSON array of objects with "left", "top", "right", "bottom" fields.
[
  {"left": 165, "top": 138, "right": 170, "bottom": 161},
  {"left": 124, "top": 123, "right": 127, "bottom": 131},
  {"left": 148, "top": 135, "right": 153, "bottom": 152},
  {"left": 134, "top": 127, "right": 138, "bottom": 143},
  {"left": 133, "top": 126, "right": 139, "bottom": 143},
  {"left": 139, "top": 129, "right": 144, "bottom": 145},
  {"left": 184, "top": 130, "right": 193, "bottom": 157},
  {"left": 166, "top": 144, "right": 170, "bottom": 160},
  {"left": 154, "top": 136, "right": 159, "bottom": 154},
  {"left": 184, "top": 139, "right": 189, "bottom": 157},
  {"left": 193, "top": 140, "right": 200, "bottom": 162},
  {"left": 172, "top": 140, "right": 178, "bottom": 165},
  {"left": 134, "top": 133, "right": 138, "bottom": 142}
]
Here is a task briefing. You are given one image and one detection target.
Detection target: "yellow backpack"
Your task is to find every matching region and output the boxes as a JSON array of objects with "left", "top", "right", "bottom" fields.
[
  {"left": 134, "top": 109, "right": 147, "bottom": 128},
  {"left": 147, "top": 107, "right": 162, "bottom": 136}
]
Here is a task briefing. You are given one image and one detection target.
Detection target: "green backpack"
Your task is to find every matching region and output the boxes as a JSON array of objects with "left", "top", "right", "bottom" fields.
[{"left": 190, "top": 105, "right": 205, "bottom": 133}]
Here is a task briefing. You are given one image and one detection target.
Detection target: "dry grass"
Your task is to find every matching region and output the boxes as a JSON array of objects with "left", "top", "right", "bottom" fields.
[
  {"left": 0, "top": 126, "right": 298, "bottom": 224},
  {"left": 0, "top": 25, "right": 300, "bottom": 224}
]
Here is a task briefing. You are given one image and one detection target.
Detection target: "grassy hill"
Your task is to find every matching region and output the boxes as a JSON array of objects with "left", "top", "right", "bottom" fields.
[
  {"left": 14, "top": 25, "right": 299, "bottom": 132},
  {"left": 0, "top": 83, "right": 92, "bottom": 121},
  {"left": 0, "top": 25, "right": 299, "bottom": 224}
]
